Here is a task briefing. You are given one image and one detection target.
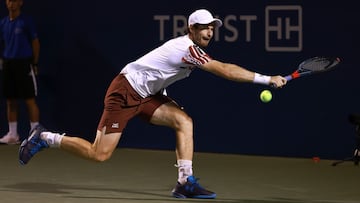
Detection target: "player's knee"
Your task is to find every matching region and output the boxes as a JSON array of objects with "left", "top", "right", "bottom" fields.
[
  {"left": 88, "top": 148, "right": 113, "bottom": 162},
  {"left": 174, "top": 113, "right": 193, "bottom": 130},
  {"left": 93, "top": 151, "right": 112, "bottom": 162}
]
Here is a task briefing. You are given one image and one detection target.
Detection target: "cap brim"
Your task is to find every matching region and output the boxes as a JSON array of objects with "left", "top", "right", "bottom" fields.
[
  {"left": 212, "top": 19, "right": 222, "bottom": 28},
  {"left": 188, "top": 18, "right": 223, "bottom": 28}
]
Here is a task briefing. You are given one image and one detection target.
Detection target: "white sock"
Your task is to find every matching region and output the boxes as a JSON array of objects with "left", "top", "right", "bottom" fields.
[
  {"left": 40, "top": 132, "right": 64, "bottom": 148},
  {"left": 30, "top": 122, "right": 39, "bottom": 131},
  {"left": 176, "top": 159, "right": 193, "bottom": 184},
  {"left": 8, "top": 122, "right": 18, "bottom": 136}
]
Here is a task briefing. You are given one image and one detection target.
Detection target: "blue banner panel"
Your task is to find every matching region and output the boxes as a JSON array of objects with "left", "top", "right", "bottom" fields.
[{"left": 1, "top": 1, "right": 359, "bottom": 159}]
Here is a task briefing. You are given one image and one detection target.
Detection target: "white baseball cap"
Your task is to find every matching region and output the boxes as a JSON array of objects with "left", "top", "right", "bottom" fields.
[{"left": 188, "top": 9, "right": 222, "bottom": 28}]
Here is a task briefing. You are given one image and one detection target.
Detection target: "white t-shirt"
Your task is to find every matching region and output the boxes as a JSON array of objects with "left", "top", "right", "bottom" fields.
[{"left": 120, "top": 35, "right": 212, "bottom": 98}]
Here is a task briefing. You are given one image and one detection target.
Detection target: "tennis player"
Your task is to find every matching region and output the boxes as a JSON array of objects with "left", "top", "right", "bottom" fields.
[{"left": 19, "top": 9, "right": 287, "bottom": 199}]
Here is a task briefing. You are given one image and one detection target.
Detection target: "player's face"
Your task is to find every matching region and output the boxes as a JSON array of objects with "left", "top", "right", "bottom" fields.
[{"left": 190, "top": 24, "right": 215, "bottom": 48}]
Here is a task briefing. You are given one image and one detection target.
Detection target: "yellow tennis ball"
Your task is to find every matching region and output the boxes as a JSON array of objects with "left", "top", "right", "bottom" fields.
[{"left": 260, "top": 90, "right": 272, "bottom": 103}]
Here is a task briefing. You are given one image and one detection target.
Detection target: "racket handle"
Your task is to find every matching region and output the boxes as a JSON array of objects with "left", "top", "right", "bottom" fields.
[
  {"left": 270, "top": 75, "right": 292, "bottom": 88},
  {"left": 285, "top": 75, "right": 292, "bottom": 81}
]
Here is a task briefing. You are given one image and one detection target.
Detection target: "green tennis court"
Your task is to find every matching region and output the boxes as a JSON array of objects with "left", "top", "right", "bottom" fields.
[{"left": 1, "top": 145, "right": 359, "bottom": 203}]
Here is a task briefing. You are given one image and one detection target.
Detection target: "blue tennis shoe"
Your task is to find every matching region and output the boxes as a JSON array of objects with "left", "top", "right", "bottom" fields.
[
  {"left": 19, "top": 124, "right": 49, "bottom": 165},
  {"left": 171, "top": 176, "right": 216, "bottom": 199}
]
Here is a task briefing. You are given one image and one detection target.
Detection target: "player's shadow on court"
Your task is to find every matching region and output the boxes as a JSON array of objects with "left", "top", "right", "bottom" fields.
[{"left": 2, "top": 182, "right": 340, "bottom": 203}]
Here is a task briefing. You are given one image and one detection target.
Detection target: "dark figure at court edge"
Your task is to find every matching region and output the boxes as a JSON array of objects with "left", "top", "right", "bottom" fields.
[{"left": 0, "top": 0, "right": 41, "bottom": 144}]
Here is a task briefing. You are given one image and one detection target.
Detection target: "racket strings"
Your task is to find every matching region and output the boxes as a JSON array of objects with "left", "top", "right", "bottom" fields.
[{"left": 300, "top": 58, "right": 339, "bottom": 72}]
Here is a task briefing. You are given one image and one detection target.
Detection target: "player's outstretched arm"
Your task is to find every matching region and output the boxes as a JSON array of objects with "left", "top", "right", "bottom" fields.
[{"left": 200, "top": 60, "right": 286, "bottom": 88}]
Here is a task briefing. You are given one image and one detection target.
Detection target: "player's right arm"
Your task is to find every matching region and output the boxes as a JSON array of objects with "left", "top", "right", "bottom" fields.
[
  {"left": 200, "top": 59, "right": 287, "bottom": 87},
  {"left": 201, "top": 60, "right": 254, "bottom": 82}
]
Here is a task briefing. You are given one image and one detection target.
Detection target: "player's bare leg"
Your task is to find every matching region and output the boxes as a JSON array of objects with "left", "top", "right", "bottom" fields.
[
  {"left": 60, "top": 128, "right": 121, "bottom": 162},
  {"left": 150, "top": 102, "right": 216, "bottom": 199},
  {"left": 150, "top": 102, "right": 194, "bottom": 162},
  {"left": 19, "top": 126, "right": 121, "bottom": 164}
]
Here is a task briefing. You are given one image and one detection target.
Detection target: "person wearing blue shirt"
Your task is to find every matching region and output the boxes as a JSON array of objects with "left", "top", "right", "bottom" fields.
[{"left": 0, "top": 0, "right": 41, "bottom": 144}]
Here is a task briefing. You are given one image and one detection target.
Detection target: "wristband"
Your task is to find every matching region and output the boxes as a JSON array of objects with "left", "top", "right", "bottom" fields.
[{"left": 253, "top": 73, "right": 271, "bottom": 85}]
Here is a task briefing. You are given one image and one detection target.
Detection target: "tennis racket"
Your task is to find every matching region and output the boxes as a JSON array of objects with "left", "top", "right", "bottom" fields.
[{"left": 272, "top": 56, "right": 341, "bottom": 87}]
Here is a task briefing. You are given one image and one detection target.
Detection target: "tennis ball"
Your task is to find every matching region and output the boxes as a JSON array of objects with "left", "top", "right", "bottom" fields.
[{"left": 260, "top": 90, "right": 272, "bottom": 103}]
